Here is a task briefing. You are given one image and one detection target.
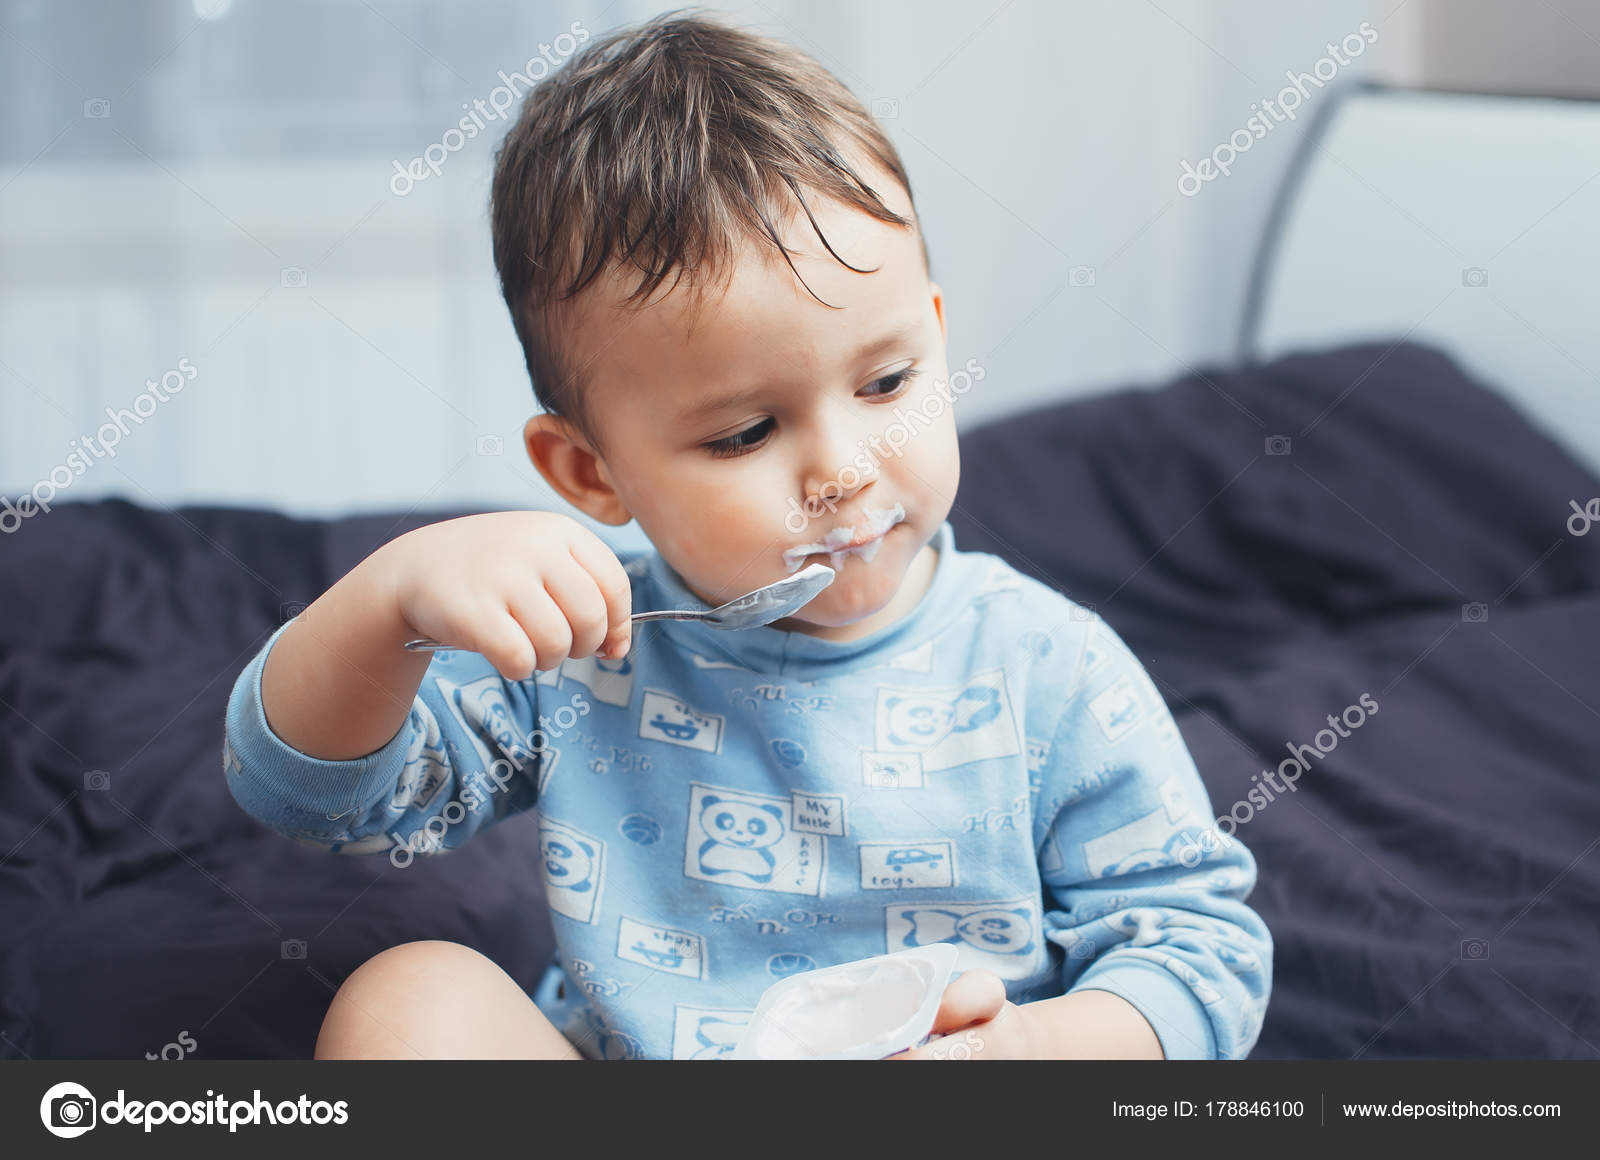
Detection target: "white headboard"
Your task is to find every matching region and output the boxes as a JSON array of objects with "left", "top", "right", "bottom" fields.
[{"left": 1241, "top": 83, "right": 1600, "bottom": 480}]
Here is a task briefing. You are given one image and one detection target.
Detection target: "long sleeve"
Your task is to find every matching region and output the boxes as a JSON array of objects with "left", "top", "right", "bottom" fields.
[
  {"left": 222, "top": 621, "right": 545, "bottom": 859},
  {"left": 1035, "top": 613, "right": 1273, "bottom": 1059}
]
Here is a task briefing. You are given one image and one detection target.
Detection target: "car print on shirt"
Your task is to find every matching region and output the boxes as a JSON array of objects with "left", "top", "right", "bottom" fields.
[
  {"left": 1087, "top": 676, "right": 1145, "bottom": 743},
  {"left": 638, "top": 688, "right": 724, "bottom": 754},
  {"left": 616, "top": 916, "right": 704, "bottom": 979},
  {"left": 860, "top": 840, "right": 957, "bottom": 889}
]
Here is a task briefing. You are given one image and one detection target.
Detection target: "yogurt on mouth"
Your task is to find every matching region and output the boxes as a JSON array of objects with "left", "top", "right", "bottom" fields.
[{"left": 782, "top": 503, "right": 905, "bottom": 574}]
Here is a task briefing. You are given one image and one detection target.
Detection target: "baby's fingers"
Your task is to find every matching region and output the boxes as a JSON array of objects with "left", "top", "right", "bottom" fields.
[
  {"left": 928, "top": 969, "right": 1007, "bottom": 1036},
  {"left": 884, "top": 970, "right": 1008, "bottom": 1060},
  {"left": 502, "top": 585, "right": 574, "bottom": 674},
  {"left": 473, "top": 607, "right": 542, "bottom": 681},
  {"left": 566, "top": 534, "right": 633, "bottom": 658},
  {"left": 539, "top": 554, "right": 610, "bottom": 663}
]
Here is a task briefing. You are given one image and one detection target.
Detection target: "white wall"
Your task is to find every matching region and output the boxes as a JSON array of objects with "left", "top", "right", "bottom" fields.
[{"left": 1, "top": 0, "right": 1412, "bottom": 520}]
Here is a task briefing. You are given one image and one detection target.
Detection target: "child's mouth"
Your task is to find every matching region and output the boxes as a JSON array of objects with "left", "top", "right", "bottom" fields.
[{"left": 782, "top": 503, "right": 906, "bottom": 574}]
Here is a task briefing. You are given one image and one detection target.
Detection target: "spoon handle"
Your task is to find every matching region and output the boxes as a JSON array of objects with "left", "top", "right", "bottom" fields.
[{"left": 402, "top": 609, "right": 702, "bottom": 652}]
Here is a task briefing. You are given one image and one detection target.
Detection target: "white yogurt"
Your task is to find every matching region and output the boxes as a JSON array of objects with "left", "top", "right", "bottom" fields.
[
  {"left": 732, "top": 943, "right": 959, "bottom": 1060},
  {"left": 743, "top": 960, "right": 924, "bottom": 1057},
  {"left": 782, "top": 503, "right": 906, "bottom": 575}
]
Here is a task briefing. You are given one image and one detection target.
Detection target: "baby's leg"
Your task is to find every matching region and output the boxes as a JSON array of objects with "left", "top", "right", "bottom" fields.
[{"left": 314, "top": 940, "right": 584, "bottom": 1060}]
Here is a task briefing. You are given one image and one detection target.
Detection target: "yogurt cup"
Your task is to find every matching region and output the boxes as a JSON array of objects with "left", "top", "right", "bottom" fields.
[{"left": 730, "top": 943, "right": 960, "bottom": 1060}]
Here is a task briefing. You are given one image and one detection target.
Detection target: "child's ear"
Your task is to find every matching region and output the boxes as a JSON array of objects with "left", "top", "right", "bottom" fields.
[{"left": 522, "top": 413, "right": 633, "bottom": 526}]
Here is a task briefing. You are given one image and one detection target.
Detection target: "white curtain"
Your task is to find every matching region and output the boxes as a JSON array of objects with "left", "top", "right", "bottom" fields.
[{"left": 1, "top": 0, "right": 1406, "bottom": 518}]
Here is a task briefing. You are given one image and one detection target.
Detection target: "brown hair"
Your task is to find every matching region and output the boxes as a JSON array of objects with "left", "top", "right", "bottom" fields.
[{"left": 489, "top": 7, "right": 926, "bottom": 450}]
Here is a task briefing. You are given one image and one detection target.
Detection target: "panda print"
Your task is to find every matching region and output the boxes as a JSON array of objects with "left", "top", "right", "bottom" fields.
[
  {"left": 885, "top": 897, "right": 1043, "bottom": 979},
  {"left": 696, "top": 794, "right": 785, "bottom": 883},
  {"left": 873, "top": 668, "right": 1021, "bottom": 774},
  {"left": 682, "top": 783, "right": 825, "bottom": 896},
  {"left": 539, "top": 816, "right": 606, "bottom": 923}
]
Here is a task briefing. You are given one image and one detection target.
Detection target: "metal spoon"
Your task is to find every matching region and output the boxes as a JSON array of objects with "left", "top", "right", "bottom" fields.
[{"left": 401, "top": 562, "right": 837, "bottom": 652}]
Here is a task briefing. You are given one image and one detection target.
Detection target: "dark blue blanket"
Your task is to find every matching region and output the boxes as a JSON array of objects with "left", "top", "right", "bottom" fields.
[
  {"left": 949, "top": 341, "right": 1600, "bottom": 1058},
  {"left": 2, "top": 341, "right": 1596, "bottom": 1058}
]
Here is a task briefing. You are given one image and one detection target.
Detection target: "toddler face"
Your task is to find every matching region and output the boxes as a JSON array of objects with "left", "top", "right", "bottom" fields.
[{"left": 549, "top": 163, "right": 960, "bottom": 640}]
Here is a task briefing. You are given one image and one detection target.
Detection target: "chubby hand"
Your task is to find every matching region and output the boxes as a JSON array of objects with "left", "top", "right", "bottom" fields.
[
  {"left": 884, "top": 968, "right": 1038, "bottom": 1060},
  {"left": 384, "top": 510, "right": 633, "bottom": 681}
]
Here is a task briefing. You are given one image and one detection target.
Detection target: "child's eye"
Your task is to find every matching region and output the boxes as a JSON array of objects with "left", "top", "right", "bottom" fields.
[
  {"left": 700, "top": 369, "right": 915, "bottom": 459},
  {"left": 861, "top": 368, "right": 917, "bottom": 398},
  {"left": 705, "top": 417, "right": 775, "bottom": 458}
]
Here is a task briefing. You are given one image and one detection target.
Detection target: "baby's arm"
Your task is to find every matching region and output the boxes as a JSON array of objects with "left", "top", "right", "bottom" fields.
[
  {"left": 1031, "top": 614, "right": 1273, "bottom": 1060},
  {"left": 228, "top": 630, "right": 542, "bottom": 854},
  {"left": 224, "top": 511, "right": 632, "bottom": 850},
  {"left": 260, "top": 510, "right": 632, "bottom": 760}
]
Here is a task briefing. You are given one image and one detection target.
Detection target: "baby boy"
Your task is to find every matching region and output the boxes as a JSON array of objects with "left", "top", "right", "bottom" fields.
[{"left": 223, "top": 10, "right": 1271, "bottom": 1060}]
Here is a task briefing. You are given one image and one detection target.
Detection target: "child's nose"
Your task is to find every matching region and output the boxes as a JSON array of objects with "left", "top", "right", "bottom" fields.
[{"left": 798, "top": 411, "right": 880, "bottom": 508}]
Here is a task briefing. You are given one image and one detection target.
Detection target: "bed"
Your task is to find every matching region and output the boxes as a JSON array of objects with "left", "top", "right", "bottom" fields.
[
  {"left": 951, "top": 338, "right": 1600, "bottom": 1057},
  {"left": 3, "top": 84, "right": 1597, "bottom": 1059}
]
